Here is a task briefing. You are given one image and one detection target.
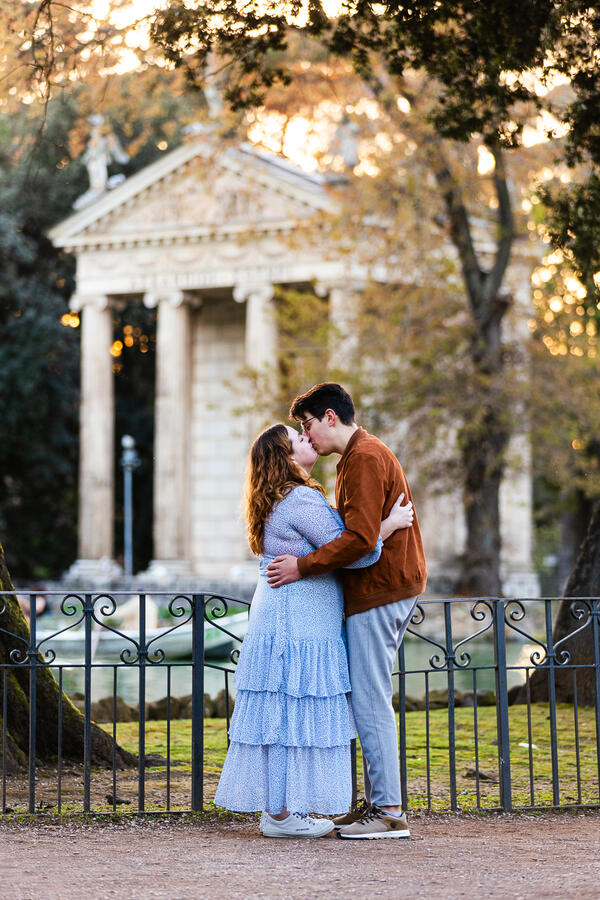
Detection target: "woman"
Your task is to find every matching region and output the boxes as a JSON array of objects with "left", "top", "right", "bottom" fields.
[{"left": 214, "top": 424, "right": 413, "bottom": 837}]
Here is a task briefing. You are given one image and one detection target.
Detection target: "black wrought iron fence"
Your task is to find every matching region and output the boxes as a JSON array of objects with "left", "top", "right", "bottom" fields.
[
  {"left": 395, "top": 596, "right": 600, "bottom": 813},
  {"left": 0, "top": 591, "right": 598, "bottom": 816}
]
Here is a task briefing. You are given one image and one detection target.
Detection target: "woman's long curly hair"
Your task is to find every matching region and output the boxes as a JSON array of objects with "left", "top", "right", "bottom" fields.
[{"left": 245, "top": 423, "right": 326, "bottom": 556}]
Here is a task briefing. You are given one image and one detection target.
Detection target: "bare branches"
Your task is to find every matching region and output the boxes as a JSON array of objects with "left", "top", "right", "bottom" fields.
[{"left": 5, "top": 0, "right": 136, "bottom": 109}]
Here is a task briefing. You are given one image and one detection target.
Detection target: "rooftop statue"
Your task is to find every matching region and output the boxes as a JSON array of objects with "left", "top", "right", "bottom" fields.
[
  {"left": 329, "top": 114, "right": 360, "bottom": 170},
  {"left": 73, "top": 114, "right": 130, "bottom": 210},
  {"left": 182, "top": 57, "right": 225, "bottom": 138}
]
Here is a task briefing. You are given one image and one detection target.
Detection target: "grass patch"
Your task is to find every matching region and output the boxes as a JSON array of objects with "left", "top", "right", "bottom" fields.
[
  {"left": 99, "top": 702, "right": 599, "bottom": 813},
  {"left": 400, "top": 702, "right": 599, "bottom": 810}
]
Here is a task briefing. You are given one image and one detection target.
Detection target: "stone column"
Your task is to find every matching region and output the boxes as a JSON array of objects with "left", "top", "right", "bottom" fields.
[
  {"left": 66, "top": 295, "right": 120, "bottom": 585},
  {"left": 234, "top": 282, "right": 276, "bottom": 371},
  {"left": 142, "top": 291, "right": 193, "bottom": 582},
  {"left": 318, "top": 280, "right": 360, "bottom": 371},
  {"left": 497, "top": 253, "right": 541, "bottom": 597},
  {"left": 234, "top": 283, "right": 276, "bottom": 440},
  {"left": 316, "top": 280, "right": 360, "bottom": 493}
]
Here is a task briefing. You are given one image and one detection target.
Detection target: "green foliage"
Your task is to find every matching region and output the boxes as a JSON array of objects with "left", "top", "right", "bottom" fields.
[
  {"left": 539, "top": 175, "right": 600, "bottom": 306},
  {"left": 8, "top": 0, "right": 599, "bottom": 586},
  {"left": 0, "top": 97, "right": 84, "bottom": 578},
  {"left": 0, "top": 300, "right": 80, "bottom": 579},
  {"left": 0, "top": 69, "right": 206, "bottom": 577},
  {"left": 535, "top": 6, "right": 600, "bottom": 311},
  {"left": 151, "top": 0, "right": 555, "bottom": 140}
]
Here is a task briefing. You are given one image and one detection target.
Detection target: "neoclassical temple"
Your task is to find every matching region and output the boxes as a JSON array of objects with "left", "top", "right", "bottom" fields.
[{"left": 49, "top": 128, "right": 540, "bottom": 595}]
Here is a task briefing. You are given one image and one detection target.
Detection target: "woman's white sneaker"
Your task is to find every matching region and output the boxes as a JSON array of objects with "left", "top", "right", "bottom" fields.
[{"left": 261, "top": 811, "right": 334, "bottom": 838}]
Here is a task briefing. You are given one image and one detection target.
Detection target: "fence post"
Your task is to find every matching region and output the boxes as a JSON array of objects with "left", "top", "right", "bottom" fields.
[
  {"left": 397, "top": 643, "right": 408, "bottom": 812},
  {"left": 83, "top": 593, "right": 92, "bottom": 813},
  {"left": 592, "top": 599, "right": 600, "bottom": 800},
  {"left": 28, "top": 594, "right": 37, "bottom": 814},
  {"left": 544, "top": 599, "right": 560, "bottom": 805},
  {"left": 444, "top": 602, "right": 457, "bottom": 811},
  {"left": 138, "top": 593, "right": 147, "bottom": 812},
  {"left": 493, "top": 599, "right": 512, "bottom": 811},
  {"left": 191, "top": 594, "right": 205, "bottom": 811},
  {"left": 350, "top": 739, "right": 358, "bottom": 808}
]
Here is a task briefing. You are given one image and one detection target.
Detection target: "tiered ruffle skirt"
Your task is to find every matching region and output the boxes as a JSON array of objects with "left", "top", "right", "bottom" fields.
[{"left": 214, "top": 568, "right": 353, "bottom": 814}]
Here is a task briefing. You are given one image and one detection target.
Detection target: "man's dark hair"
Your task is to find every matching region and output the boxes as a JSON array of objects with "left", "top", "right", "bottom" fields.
[{"left": 290, "top": 382, "right": 355, "bottom": 425}]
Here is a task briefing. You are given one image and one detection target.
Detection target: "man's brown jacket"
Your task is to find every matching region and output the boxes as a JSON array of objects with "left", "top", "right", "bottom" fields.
[{"left": 297, "top": 427, "right": 427, "bottom": 616}]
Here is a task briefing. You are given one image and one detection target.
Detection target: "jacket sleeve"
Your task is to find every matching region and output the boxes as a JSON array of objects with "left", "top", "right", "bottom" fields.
[
  {"left": 297, "top": 455, "right": 385, "bottom": 577},
  {"left": 288, "top": 486, "right": 382, "bottom": 568}
]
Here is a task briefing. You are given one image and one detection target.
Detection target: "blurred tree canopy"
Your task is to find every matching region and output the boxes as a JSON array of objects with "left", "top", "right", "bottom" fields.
[
  {"left": 0, "top": 95, "right": 82, "bottom": 579},
  {"left": 3, "top": 0, "right": 599, "bottom": 592},
  {"left": 150, "top": 0, "right": 589, "bottom": 591},
  {"left": 149, "top": 0, "right": 600, "bottom": 594},
  {"left": 0, "top": 8, "right": 208, "bottom": 576}
]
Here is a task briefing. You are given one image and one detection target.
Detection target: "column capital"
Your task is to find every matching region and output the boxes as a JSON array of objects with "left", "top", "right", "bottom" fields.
[
  {"left": 314, "top": 281, "right": 330, "bottom": 298},
  {"left": 144, "top": 290, "right": 201, "bottom": 310},
  {"left": 70, "top": 293, "right": 110, "bottom": 312},
  {"left": 233, "top": 283, "right": 274, "bottom": 304},
  {"left": 314, "top": 279, "right": 365, "bottom": 298}
]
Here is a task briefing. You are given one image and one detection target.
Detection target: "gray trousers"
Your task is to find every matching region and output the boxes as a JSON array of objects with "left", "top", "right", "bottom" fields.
[{"left": 346, "top": 595, "right": 418, "bottom": 808}]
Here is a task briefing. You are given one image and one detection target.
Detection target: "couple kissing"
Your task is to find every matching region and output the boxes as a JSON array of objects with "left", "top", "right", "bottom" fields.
[{"left": 215, "top": 382, "right": 427, "bottom": 840}]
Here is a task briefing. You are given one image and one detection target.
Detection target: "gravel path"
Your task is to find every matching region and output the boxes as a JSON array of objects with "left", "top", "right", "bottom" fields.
[{"left": 2, "top": 810, "right": 598, "bottom": 899}]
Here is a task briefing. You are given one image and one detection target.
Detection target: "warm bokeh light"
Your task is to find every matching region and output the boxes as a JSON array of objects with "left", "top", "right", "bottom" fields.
[
  {"left": 565, "top": 276, "right": 587, "bottom": 299},
  {"left": 522, "top": 110, "right": 569, "bottom": 148},
  {"left": 477, "top": 146, "right": 495, "bottom": 175},
  {"left": 60, "top": 312, "right": 80, "bottom": 328}
]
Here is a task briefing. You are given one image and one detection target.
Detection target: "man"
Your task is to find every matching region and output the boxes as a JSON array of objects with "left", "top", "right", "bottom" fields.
[{"left": 266, "top": 382, "right": 427, "bottom": 840}]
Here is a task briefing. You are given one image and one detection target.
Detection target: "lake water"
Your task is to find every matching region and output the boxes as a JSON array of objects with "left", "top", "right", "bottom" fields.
[{"left": 55, "top": 638, "right": 537, "bottom": 707}]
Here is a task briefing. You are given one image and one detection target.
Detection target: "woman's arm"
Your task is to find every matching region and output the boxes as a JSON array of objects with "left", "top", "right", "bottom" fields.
[{"left": 380, "top": 492, "right": 414, "bottom": 541}]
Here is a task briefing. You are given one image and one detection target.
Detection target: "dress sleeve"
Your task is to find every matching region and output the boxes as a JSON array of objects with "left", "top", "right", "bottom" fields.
[{"left": 288, "top": 487, "right": 382, "bottom": 568}]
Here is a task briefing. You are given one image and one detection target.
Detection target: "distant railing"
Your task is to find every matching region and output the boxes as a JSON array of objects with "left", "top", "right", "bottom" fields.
[{"left": 0, "top": 591, "right": 598, "bottom": 815}]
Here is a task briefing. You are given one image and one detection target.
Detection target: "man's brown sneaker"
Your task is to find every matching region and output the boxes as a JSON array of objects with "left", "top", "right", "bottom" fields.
[
  {"left": 332, "top": 799, "right": 371, "bottom": 830},
  {"left": 337, "top": 805, "right": 410, "bottom": 840}
]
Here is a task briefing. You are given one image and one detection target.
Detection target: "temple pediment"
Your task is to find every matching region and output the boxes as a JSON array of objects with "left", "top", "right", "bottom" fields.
[{"left": 49, "top": 139, "right": 339, "bottom": 250}]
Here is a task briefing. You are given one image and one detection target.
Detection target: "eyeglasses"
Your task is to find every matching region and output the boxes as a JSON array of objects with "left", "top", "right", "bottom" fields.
[{"left": 301, "top": 415, "right": 319, "bottom": 434}]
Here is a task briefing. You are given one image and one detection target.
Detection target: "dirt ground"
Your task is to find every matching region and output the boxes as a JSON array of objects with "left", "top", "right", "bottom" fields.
[{"left": 1, "top": 809, "right": 598, "bottom": 900}]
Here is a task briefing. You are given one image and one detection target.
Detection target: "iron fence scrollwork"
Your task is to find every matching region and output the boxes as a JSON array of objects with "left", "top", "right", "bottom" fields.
[{"left": 0, "top": 591, "right": 598, "bottom": 816}]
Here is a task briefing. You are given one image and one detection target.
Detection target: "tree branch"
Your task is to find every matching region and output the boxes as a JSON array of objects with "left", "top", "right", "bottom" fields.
[
  {"left": 366, "top": 68, "right": 484, "bottom": 314},
  {"left": 430, "top": 147, "right": 483, "bottom": 312},
  {"left": 484, "top": 141, "right": 514, "bottom": 304}
]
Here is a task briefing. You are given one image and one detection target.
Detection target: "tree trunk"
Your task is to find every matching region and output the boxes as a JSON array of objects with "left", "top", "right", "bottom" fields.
[
  {"left": 456, "top": 290, "right": 511, "bottom": 596},
  {"left": 513, "top": 501, "right": 600, "bottom": 706},
  {"left": 459, "top": 415, "right": 507, "bottom": 596},
  {"left": 432, "top": 140, "right": 513, "bottom": 596},
  {"left": 361, "top": 88, "right": 515, "bottom": 597},
  {"left": 556, "top": 489, "right": 593, "bottom": 592},
  {"left": 0, "top": 542, "right": 135, "bottom": 769}
]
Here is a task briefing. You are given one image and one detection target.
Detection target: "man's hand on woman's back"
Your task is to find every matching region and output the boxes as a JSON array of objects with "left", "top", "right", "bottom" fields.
[{"left": 266, "top": 554, "right": 301, "bottom": 587}]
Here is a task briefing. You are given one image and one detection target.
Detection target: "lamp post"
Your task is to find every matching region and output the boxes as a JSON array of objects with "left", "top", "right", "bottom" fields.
[{"left": 120, "top": 434, "right": 140, "bottom": 580}]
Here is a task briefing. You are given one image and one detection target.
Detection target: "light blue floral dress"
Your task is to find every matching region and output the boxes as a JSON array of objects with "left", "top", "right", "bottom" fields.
[{"left": 214, "top": 485, "right": 382, "bottom": 815}]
